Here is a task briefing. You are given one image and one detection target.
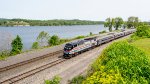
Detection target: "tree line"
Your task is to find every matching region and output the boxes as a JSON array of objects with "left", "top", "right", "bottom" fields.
[
  {"left": 104, "top": 16, "right": 140, "bottom": 32},
  {"left": 0, "top": 19, "right": 103, "bottom": 26}
]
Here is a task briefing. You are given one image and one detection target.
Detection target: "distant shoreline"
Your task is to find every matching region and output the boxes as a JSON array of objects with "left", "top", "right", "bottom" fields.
[
  {"left": 0, "top": 24, "right": 104, "bottom": 27},
  {"left": 0, "top": 19, "right": 104, "bottom": 27}
]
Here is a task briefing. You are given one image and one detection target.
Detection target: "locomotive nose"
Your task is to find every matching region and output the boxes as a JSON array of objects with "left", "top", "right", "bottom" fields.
[{"left": 63, "top": 53, "right": 72, "bottom": 59}]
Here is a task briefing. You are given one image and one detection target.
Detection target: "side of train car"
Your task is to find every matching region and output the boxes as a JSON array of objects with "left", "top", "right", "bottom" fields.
[{"left": 63, "top": 29, "right": 136, "bottom": 58}]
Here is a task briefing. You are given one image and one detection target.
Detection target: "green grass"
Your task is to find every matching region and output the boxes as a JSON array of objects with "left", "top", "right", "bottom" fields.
[
  {"left": 131, "top": 38, "right": 150, "bottom": 55},
  {"left": 0, "top": 51, "right": 10, "bottom": 60}
]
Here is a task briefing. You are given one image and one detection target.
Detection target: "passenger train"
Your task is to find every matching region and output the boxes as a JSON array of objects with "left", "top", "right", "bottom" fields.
[{"left": 63, "top": 29, "right": 136, "bottom": 58}]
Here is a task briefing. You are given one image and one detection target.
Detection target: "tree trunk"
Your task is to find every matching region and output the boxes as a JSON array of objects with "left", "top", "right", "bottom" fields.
[{"left": 109, "top": 27, "right": 112, "bottom": 32}]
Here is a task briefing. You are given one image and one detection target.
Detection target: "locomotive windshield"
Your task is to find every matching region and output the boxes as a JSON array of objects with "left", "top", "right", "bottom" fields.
[{"left": 64, "top": 44, "right": 73, "bottom": 51}]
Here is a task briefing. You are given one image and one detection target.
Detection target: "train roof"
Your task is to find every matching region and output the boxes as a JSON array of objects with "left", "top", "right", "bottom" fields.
[
  {"left": 66, "top": 36, "right": 98, "bottom": 46},
  {"left": 84, "top": 37, "right": 97, "bottom": 40},
  {"left": 97, "top": 34, "right": 114, "bottom": 39},
  {"left": 66, "top": 40, "right": 86, "bottom": 46}
]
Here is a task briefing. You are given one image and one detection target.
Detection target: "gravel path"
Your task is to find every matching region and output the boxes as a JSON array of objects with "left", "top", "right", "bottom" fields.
[{"left": 14, "top": 35, "right": 130, "bottom": 84}]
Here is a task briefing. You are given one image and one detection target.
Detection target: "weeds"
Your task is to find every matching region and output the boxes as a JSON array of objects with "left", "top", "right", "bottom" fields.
[
  {"left": 69, "top": 75, "right": 86, "bottom": 84},
  {"left": 99, "top": 30, "right": 107, "bottom": 34},
  {"left": 45, "top": 76, "right": 61, "bottom": 84},
  {"left": 0, "top": 51, "right": 10, "bottom": 60}
]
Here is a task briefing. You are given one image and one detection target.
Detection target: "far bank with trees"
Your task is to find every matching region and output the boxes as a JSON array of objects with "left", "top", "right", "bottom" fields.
[{"left": 0, "top": 19, "right": 103, "bottom": 27}]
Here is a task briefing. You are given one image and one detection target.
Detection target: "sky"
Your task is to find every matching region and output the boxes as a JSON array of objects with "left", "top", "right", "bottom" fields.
[{"left": 0, "top": 0, "right": 150, "bottom": 21}]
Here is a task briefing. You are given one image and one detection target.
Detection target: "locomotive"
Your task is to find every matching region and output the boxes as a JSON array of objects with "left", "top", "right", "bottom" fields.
[{"left": 63, "top": 29, "right": 136, "bottom": 58}]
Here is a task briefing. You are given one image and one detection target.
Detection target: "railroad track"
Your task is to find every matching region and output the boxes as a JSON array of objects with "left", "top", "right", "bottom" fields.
[
  {"left": 0, "top": 58, "right": 66, "bottom": 84},
  {"left": 0, "top": 50, "right": 63, "bottom": 73},
  {"left": 0, "top": 34, "right": 133, "bottom": 84}
]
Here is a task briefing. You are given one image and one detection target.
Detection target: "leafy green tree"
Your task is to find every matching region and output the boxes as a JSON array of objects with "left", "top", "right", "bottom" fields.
[
  {"left": 48, "top": 35, "right": 60, "bottom": 46},
  {"left": 134, "top": 17, "right": 140, "bottom": 28},
  {"left": 123, "top": 21, "right": 127, "bottom": 29},
  {"left": 114, "top": 17, "right": 124, "bottom": 30},
  {"left": 11, "top": 35, "right": 23, "bottom": 55},
  {"left": 127, "top": 17, "right": 134, "bottom": 28},
  {"left": 37, "top": 31, "right": 50, "bottom": 47},
  {"left": 127, "top": 16, "right": 139, "bottom": 28},
  {"left": 90, "top": 32, "right": 93, "bottom": 36},
  {"left": 104, "top": 18, "right": 115, "bottom": 32},
  {"left": 32, "top": 42, "right": 39, "bottom": 49}
]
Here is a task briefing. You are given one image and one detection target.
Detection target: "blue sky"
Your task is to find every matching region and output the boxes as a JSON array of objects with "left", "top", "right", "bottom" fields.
[{"left": 0, "top": 0, "right": 150, "bottom": 21}]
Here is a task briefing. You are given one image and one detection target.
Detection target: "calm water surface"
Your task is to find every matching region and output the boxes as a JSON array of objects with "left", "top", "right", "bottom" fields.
[{"left": 0, "top": 25, "right": 107, "bottom": 50}]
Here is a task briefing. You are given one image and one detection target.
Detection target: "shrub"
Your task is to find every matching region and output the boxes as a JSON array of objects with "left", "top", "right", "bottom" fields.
[
  {"left": 99, "top": 30, "right": 106, "bottom": 34},
  {"left": 69, "top": 75, "right": 85, "bottom": 84},
  {"left": 48, "top": 35, "right": 60, "bottom": 46},
  {"left": 45, "top": 76, "right": 61, "bottom": 84},
  {"left": 83, "top": 41, "right": 150, "bottom": 84},
  {"left": 60, "top": 39, "right": 70, "bottom": 44},
  {"left": 10, "top": 35, "right": 23, "bottom": 55},
  {"left": 32, "top": 42, "right": 39, "bottom": 49},
  {"left": 0, "top": 51, "right": 10, "bottom": 60},
  {"left": 135, "top": 24, "right": 150, "bottom": 38},
  {"left": 128, "top": 23, "right": 150, "bottom": 42},
  {"left": 127, "top": 34, "right": 141, "bottom": 43},
  {"left": 75, "top": 36, "right": 85, "bottom": 39},
  {"left": 90, "top": 32, "right": 93, "bottom": 36}
]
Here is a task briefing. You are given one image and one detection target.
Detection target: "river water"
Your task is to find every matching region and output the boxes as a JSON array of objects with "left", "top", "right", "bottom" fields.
[{"left": 0, "top": 25, "right": 107, "bottom": 50}]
